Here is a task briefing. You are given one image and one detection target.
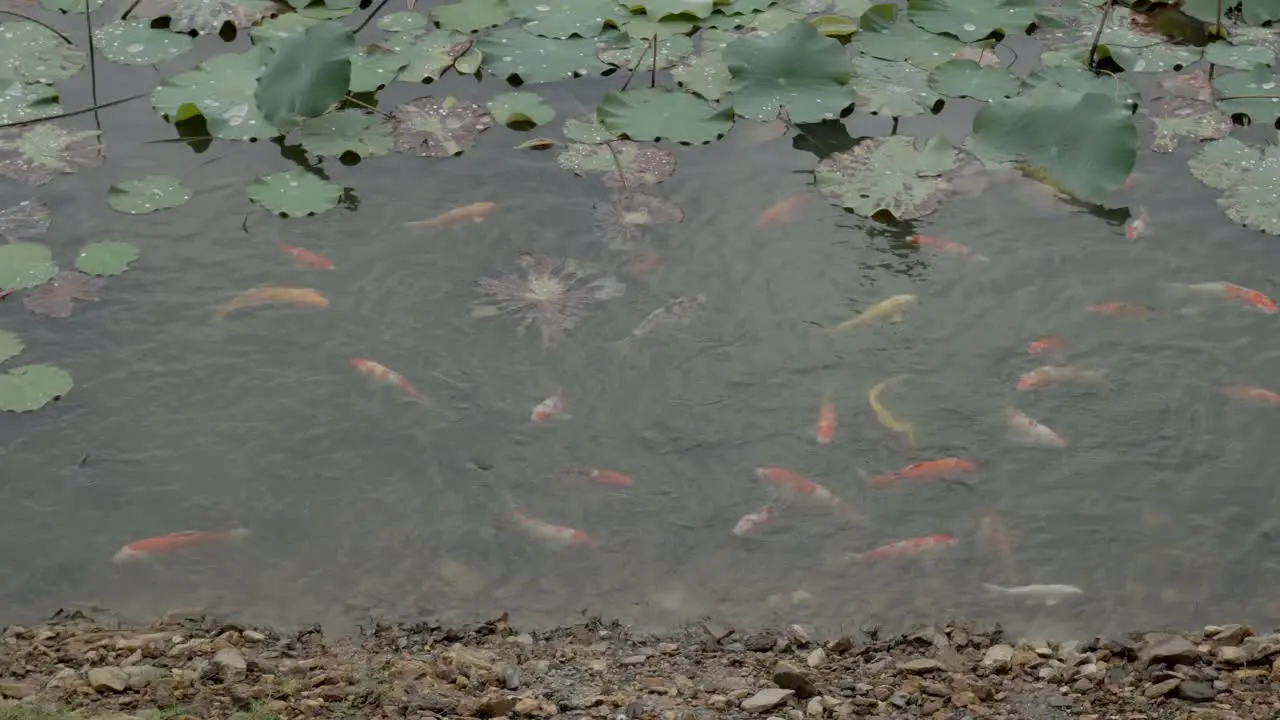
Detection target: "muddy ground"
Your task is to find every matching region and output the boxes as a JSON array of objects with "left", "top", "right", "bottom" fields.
[{"left": 2, "top": 610, "right": 1280, "bottom": 719}]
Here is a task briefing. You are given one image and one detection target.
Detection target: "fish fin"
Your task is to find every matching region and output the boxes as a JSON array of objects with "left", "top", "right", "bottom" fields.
[
  {"left": 1044, "top": 598, "right": 1061, "bottom": 606},
  {"left": 210, "top": 305, "right": 232, "bottom": 321},
  {"left": 889, "top": 311, "right": 905, "bottom": 323},
  {"left": 981, "top": 583, "right": 1007, "bottom": 594},
  {"left": 228, "top": 528, "right": 251, "bottom": 542},
  {"left": 856, "top": 468, "right": 871, "bottom": 486}
]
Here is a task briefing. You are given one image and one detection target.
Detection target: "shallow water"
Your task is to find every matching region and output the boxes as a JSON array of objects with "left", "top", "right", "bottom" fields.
[{"left": 4, "top": 5, "right": 1280, "bottom": 641}]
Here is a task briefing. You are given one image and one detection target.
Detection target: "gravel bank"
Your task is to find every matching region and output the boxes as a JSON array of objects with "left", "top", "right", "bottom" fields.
[{"left": 3, "top": 610, "right": 1280, "bottom": 719}]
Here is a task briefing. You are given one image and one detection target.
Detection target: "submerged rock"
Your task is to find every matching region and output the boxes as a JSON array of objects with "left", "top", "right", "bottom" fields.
[{"left": 741, "top": 688, "right": 794, "bottom": 712}]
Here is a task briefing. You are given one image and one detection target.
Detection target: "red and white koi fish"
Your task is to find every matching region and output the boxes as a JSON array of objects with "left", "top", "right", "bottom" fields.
[
  {"left": 732, "top": 505, "right": 777, "bottom": 537},
  {"left": 531, "top": 389, "right": 570, "bottom": 423},
  {"left": 755, "top": 194, "right": 807, "bottom": 227},
  {"left": 755, "top": 466, "right": 848, "bottom": 512},
  {"left": 1016, "top": 365, "right": 1108, "bottom": 392},
  {"left": 1088, "top": 302, "right": 1154, "bottom": 317},
  {"left": 1006, "top": 408, "right": 1065, "bottom": 447},
  {"left": 1124, "top": 207, "right": 1148, "bottom": 240},
  {"left": 850, "top": 535, "right": 957, "bottom": 562},
  {"left": 909, "top": 235, "right": 989, "bottom": 262},
  {"left": 814, "top": 394, "right": 837, "bottom": 445},
  {"left": 560, "top": 468, "right": 634, "bottom": 487},
  {"left": 0, "top": 290, "right": 14, "bottom": 302},
  {"left": 349, "top": 358, "right": 430, "bottom": 405},
  {"left": 112, "top": 528, "right": 250, "bottom": 563},
  {"left": 867, "top": 457, "right": 978, "bottom": 488},
  {"left": 1221, "top": 385, "right": 1280, "bottom": 405},
  {"left": 1163, "top": 281, "right": 1278, "bottom": 315},
  {"left": 1027, "top": 337, "right": 1066, "bottom": 355},
  {"left": 503, "top": 496, "right": 596, "bottom": 548},
  {"left": 278, "top": 243, "right": 335, "bottom": 271}
]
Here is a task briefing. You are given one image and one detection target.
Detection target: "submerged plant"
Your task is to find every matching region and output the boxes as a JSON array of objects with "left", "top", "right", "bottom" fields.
[
  {"left": 593, "top": 192, "right": 685, "bottom": 250},
  {"left": 23, "top": 271, "right": 103, "bottom": 318},
  {"left": 472, "top": 253, "right": 625, "bottom": 348}
]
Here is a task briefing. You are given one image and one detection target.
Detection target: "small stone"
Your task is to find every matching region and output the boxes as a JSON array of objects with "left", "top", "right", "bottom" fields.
[
  {"left": 920, "top": 681, "right": 949, "bottom": 697},
  {"left": 899, "top": 658, "right": 942, "bottom": 674},
  {"left": 741, "top": 689, "right": 795, "bottom": 712},
  {"left": 0, "top": 682, "right": 36, "bottom": 699},
  {"left": 773, "top": 662, "right": 818, "bottom": 698},
  {"left": 1070, "top": 678, "right": 1094, "bottom": 693},
  {"left": 1176, "top": 680, "right": 1217, "bottom": 701},
  {"left": 805, "top": 697, "right": 824, "bottom": 718},
  {"left": 950, "top": 691, "right": 977, "bottom": 707},
  {"left": 806, "top": 648, "right": 827, "bottom": 668},
  {"left": 242, "top": 630, "right": 266, "bottom": 643},
  {"left": 512, "top": 633, "right": 535, "bottom": 646},
  {"left": 87, "top": 667, "right": 129, "bottom": 693},
  {"left": 1143, "top": 678, "right": 1181, "bottom": 699},
  {"left": 621, "top": 654, "right": 649, "bottom": 665},
  {"left": 212, "top": 647, "right": 247, "bottom": 676},
  {"left": 786, "top": 710, "right": 804, "bottom": 720},
  {"left": 124, "top": 665, "right": 167, "bottom": 689},
  {"left": 1138, "top": 633, "right": 1201, "bottom": 668},
  {"left": 982, "top": 645, "right": 1014, "bottom": 672},
  {"left": 744, "top": 632, "right": 777, "bottom": 652},
  {"left": 788, "top": 625, "right": 811, "bottom": 646},
  {"left": 1046, "top": 696, "right": 1072, "bottom": 708},
  {"left": 658, "top": 643, "right": 679, "bottom": 654},
  {"left": 1210, "top": 625, "right": 1253, "bottom": 646},
  {"left": 514, "top": 697, "right": 542, "bottom": 716},
  {"left": 889, "top": 691, "right": 911, "bottom": 708},
  {"left": 1217, "top": 646, "right": 1247, "bottom": 666}
]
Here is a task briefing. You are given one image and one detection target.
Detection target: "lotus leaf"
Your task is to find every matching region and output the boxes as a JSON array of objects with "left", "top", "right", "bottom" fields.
[
  {"left": 432, "top": 0, "right": 510, "bottom": 32},
  {"left": 392, "top": 97, "right": 493, "bottom": 157},
  {"left": 733, "top": 5, "right": 802, "bottom": 31},
  {"left": 1189, "top": 136, "right": 1280, "bottom": 234},
  {"left": 152, "top": 48, "right": 277, "bottom": 141},
  {"left": 857, "top": 4, "right": 962, "bottom": 69},
  {"left": 0, "top": 244, "right": 57, "bottom": 291},
  {"left": 512, "top": 0, "right": 625, "bottom": 38},
  {"left": 1149, "top": 98, "right": 1231, "bottom": 153},
  {"left": 598, "top": 35, "right": 694, "bottom": 70},
  {"left": 76, "top": 241, "right": 141, "bottom": 277},
  {"left": 488, "top": 92, "right": 556, "bottom": 128},
  {"left": 810, "top": 14, "right": 860, "bottom": 37},
  {"left": 108, "top": 175, "right": 192, "bottom": 214},
  {"left": 132, "top": 0, "right": 284, "bottom": 35},
  {"left": 248, "top": 168, "right": 343, "bottom": 217},
  {"left": 1094, "top": 9, "right": 1199, "bottom": 72},
  {"left": 1215, "top": 64, "right": 1280, "bottom": 126},
  {"left": 0, "top": 22, "right": 85, "bottom": 84},
  {"left": 477, "top": 27, "right": 611, "bottom": 83},
  {"left": 562, "top": 115, "right": 617, "bottom": 143},
  {"left": 597, "top": 88, "right": 734, "bottom": 144},
  {"left": 349, "top": 43, "right": 412, "bottom": 92},
  {"left": 256, "top": 22, "right": 354, "bottom": 132},
  {"left": 556, "top": 141, "right": 676, "bottom": 187},
  {"left": 615, "top": 13, "right": 696, "bottom": 38},
  {"left": 723, "top": 20, "right": 854, "bottom": 122},
  {"left": 251, "top": 14, "right": 320, "bottom": 51},
  {"left": 815, "top": 135, "right": 960, "bottom": 220},
  {"left": 1204, "top": 39, "right": 1274, "bottom": 70},
  {"left": 0, "top": 364, "right": 73, "bottom": 413},
  {"left": 850, "top": 55, "right": 941, "bottom": 117},
  {"left": 634, "top": 0, "right": 714, "bottom": 18},
  {"left": 0, "top": 331, "right": 21, "bottom": 364},
  {"left": 671, "top": 50, "right": 734, "bottom": 101},
  {"left": 454, "top": 44, "right": 483, "bottom": 75},
  {"left": 0, "top": 124, "right": 102, "bottom": 186},
  {"left": 378, "top": 11, "right": 428, "bottom": 32},
  {"left": 928, "top": 59, "right": 1022, "bottom": 101},
  {"left": 1028, "top": 66, "right": 1139, "bottom": 109},
  {"left": 297, "top": 110, "right": 393, "bottom": 160},
  {"left": 0, "top": 200, "right": 51, "bottom": 242},
  {"left": 297, "top": 0, "right": 359, "bottom": 20},
  {"left": 721, "top": 0, "right": 781, "bottom": 13},
  {"left": 907, "top": 0, "right": 1037, "bottom": 42},
  {"left": 972, "top": 84, "right": 1136, "bottom": 203},
  {"left": 1244, "top": 0, "right": 1280, "bottom": 25},
  {"left": 93, "top": 20, "right": 193, "bottom": 65},
  {"left": 40, "top": 0, "right": 105, "bottom": 13},
  {"left": 0, "top": 80, "right": 60, "bottom": 126}
]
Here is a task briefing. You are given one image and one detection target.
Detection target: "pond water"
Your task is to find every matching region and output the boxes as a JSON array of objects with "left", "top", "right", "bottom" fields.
[{"left": 3, "top": 1, "right": 1280, "bottom": 642}]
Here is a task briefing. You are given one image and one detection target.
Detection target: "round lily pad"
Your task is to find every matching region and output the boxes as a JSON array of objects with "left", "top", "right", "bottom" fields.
[
  {"left": 107, "top": 175, "right": 192, "bottom": 214},
  {"left": 487, "top": 91, "right": 556, "bottom": 129},
  {"left": 671, "top": 50, "right": 734, "bottom": 101},
  {"left": 391, "top": 97, "right": 493, "bottom": 157},
  {"left": 0, "top": 124, "right": 102, "bottom": 186},
  {"left": 907, "top": 0, "right": 1039, "bottom": 43},
  {"left": 0, "top": 21, "right": 86, "bottom": 84},
  {"left": 597, "top": 87, "right": 734, "bottom": 144},
  {"left": 152, "top": 49, "right": 277, "bottom": 141},
  {"left": 0, "top": 243, "right": 58, "bottom": 291},
  {"left": 1189, "top": 137, "right": 1280, "bottom": 234},
  {"left": 299, "top": 110, "right": 394, "bottom": 160},
  {"left": 248, "top": 168, "right": 343, "bottom": 217},
  {"left": 723, "top": 20, "right": 854, "bottom": 122},
  {"left": 928, "top": 59, "right": 1023, "bottom": 101},
  {"left": 562, "top": 115, "right": 617, "bottom": 143},
  {"left": 815, "top": 135, "right": 960, "bottom": 220},
  {"left": 0, "top": 330, "right": 23, "bottom": 364},
  {"left": 512, "top": 0, "right": 625, "bottom": 38},
  {"left": 1215, "top": 64, "right": 1280, "bottom": 126},
  {"left": 0, "top": 79, "right": 61, "bottom": 126},
  {"left": 432, "top": 0, "right": 511, "bottom": 32},
  {"left": 851, "top": 55, "right": 941, "bottom": 117},
  {"left": 476, "top": 27, "right": 611, "bottom": 84},
  {"left": 255, "top": 21, "right": 355, "bottom": 132},
  {"left": 597, "top": 34, "right": 694, "bottom": 69},
  {"left": 0, "top": 364, "right": 73, "bottom": 413},
  {"left": 556, "top": 140, "right": 676, "bottom": 187},
  {"left": 1204, "top": 39, "right": 1275, "bottom": 70},
  {"left": 131, "top": 0, "right": 282, "bottom": 35},
  {"left": 858, "top": 4, "right": 963, "bottom": 69},
  {"left": 76, "top": 241, "right": 140, "bottom": 276},
  {"left": 378, "top": 10, "right": 428, "bottom": 32},
  {"left": 93, "top": 20, "right": 194, "bottom": 65}
]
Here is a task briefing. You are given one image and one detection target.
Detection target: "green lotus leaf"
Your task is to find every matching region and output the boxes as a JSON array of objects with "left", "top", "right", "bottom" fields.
[
  {"left": 378, "top": 10, "right": 428, "bottom": 32},
  {"left": 556, "top": 140, "right": 676, "bottom": 187},
  {"left": 0, "top": 243, "right": 57, "bottom": 291},
  {"left": 0, "top": 22, "right": 85, "bottom": 84},
  {"left": 721, "top": 0, "right": 779, "bottom": 13},
  {"left": 388, "top": 29, "right": 479, "bottom": 83},
  {"left": 0, "top": 364, "right": 73, "bottom": 413},
  {"left": 907, "top": 0, "right": 1037, "bottom": 42},
  {"left": 1027, "top": 65, "right": 1139, "bottom": 109},
  {"left": 1204, "top": 39, "right": 1275, "bottom": 70},
  {"left": 972, "top": 83, "right": 1136, "bottom": 203},
  {"left": 597, "top": 88, "right": 734, "bottom": 143},
  {"left": 348, "top": 42, "right": 412, "bottom": 92},
  {"left": 723, "top": 20, "right": 854, "bottom": 122},
  {"left": 511, "top": 0, "right": 626, "bottom": 37},
  {"left": 250, "top": 13, "right": 320, "bottom": 51},
  {"left": 1149, "top": 98, "right": 1231, "bottom": 153},
  {"left": 614, "top": 13, "right": 696, "bottom": 38},
  {"left": 851, "top": 55, "right": 941, "bottom": 117},
  {"left": 391, "top": 96, "right": 493, "bottom": 157},
  {"left": 0, "top": 200, "right": 51, "bottom": 242},
  {"left": 76, "top": 241, "right": 140, "bottom": 276},
  {"left": 705, "top": 4, "right": 801, "bottom": 30},
  {"left": 488, "top": 91, "right": 556, "bottom": 128},
  {"left": 1094, "top": 8, "right": 1199, "bottom": 72},
  {"left": 248, "top": 168, "right": 342, "bottom": 217},
  {"left": 562, "top": 115, "right": 617, "bottom": 143},
  {"left": 0, "top": 124, "right": 102, "bottom": 186},
  {"left": 810, "top": 13, "right": 860, "bottom": 37},
  {"left": 928, "top": 58, "right": 1023, "bottom": 101},
  {"left": 1215, "top": 63, "right": 1280, "bottom": 126},
  {"left": 455, "top": 44, "right": 483, "bottom": 74},
  {"left": 0, "top": 330, "right": 22, "bottom": 365},
  {"left": 815, "top": 135, "right": 959, "bottom": 220},
  {"left": 39, "top": 0, "right": 105, "bottom": 13},
  {"left": 632, "top": 0, "right": 714, "bottom": 19},
  {"left": 671, "top": 50, "right": 734, "bottom": 101},
  {"left": 256, "top": 21, "right": 354, "bottom": 132},
  {"left": 152, "top": 48, "right": 277, "bottom": 141},
  {"left": 477, "top": 27, "right": 612, "bottom": 83},
  {"left": 598, "top": 34, "right": 694, "bottom": 70},
  {"left": 432, "top": 0, "right": 510, "bottom": 32},
  {"left": 131, "top": 0, "right": 284, "bottom": 35},
  {"left": 93, "top": 20, "right": 193, "bottom": 65},
  {"left": 857, "top": 4, "right": 962, "bottom": 69},
  {"left": 299, "top": 110, "right": 393, "bottom": 159},
  {"left": 1189, "top": 136, "right": 1280, "bottom": 233},
  {"left": 1244, "top": 0, "right": 1280, "bottom": 25},
  {"left": 0, "top": 79, "right": 60, "bottom": 126},
  {"left": 107, "top": 175, "right": 192, "bottom": 214}
]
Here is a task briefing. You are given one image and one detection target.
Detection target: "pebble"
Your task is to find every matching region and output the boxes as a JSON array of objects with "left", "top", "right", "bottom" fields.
[
  {"left": 1144, "top": 678, "right": 1181, "bottom": 698},
  {"left": 212, "top": 647, "right": 247, "bottom": 675},
  {"left": 1139, "top": 633, "right": 1202, "bottom": 668},
  {"left": 805, "top": 697, "right": 824, "bottom": 718},
  {"left": 772, "top": 662, "right": 818, "bottom": 698},
  {"left": 982, "top": 644, "right": 1014, "bottom": 672},
  {"left": 87, "top": 667, "right": 129, "bottom": 693},
  {"left": 741, "top": 688, "right": 794, "bottom": 712},
  {"left": 899, "top": 658, "right": 942, "bottom": 674},
  {"left": 806, "top": 648, "right": 827, "bottom": 668}
]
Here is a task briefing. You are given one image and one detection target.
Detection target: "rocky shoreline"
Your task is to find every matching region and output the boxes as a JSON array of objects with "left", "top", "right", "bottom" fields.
[{"left": 3, "top": 611, "right": 1280, "bottom": 720}]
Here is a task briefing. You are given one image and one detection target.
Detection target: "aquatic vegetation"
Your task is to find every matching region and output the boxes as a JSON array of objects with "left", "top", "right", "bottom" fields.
[
  {"left": 247, "top": 169, "right": 342, "bottom": 217},
  {"left": 255, "top": 22, "right": 354, "bottom": 131},
  {"left": 556, "top": 141, "right": 676, "bottom": 187},
  {"left": 1189, "top": 137, "right": 1280, "bottom": 235},
  {"left": 487, "top": 92, "right": 556, "bottom": 129},
  {"left": 1148, "top": 98, "right": 1231, "bottom": 153},
  {"left": 0, "top": 363, "right": 74, "bottom": 412},
  {"left": 131, "top": 0, "right": 283, "bottom": 35},
  {"left": 391, "top": 97, "right": 493, "bottom": 157},
  {"left": 597, "top": 87, "right": 734, "bottom": 144},
  {"left": 0, "top": 244, "right": 58, "bottom": 291},
  {"left": 76, "top": 241, "right": 141, "bottom": 277},
  {"left": 0, "top": 22, "right": 85, "bottom": 84},
  {"left": 815, "top": 136, "right": 960, "bottom": 220},
  {"left": 724, "top": 21, "right": 853, "bottom": 123},
  {"left": 928, "top": 59, "right": 1024, "bottom": 102},
  {"left": 0, "top": 200, "right": 52, "bottom": 242},
  {"left": 23, "top": 271, "right": 104, "bottom": 318},
  {"left": 473, "top": 254, "right": 625, "bottom": 348},
  {"left": 593, "top": 192, "right": 685, "bottom": 250},
  {"left": 107, "top": 175, "right": 192, "bottom": 214},
  {"left": 93, "top": 20, "right": 194, "bottom": 65},
  {"left": 0, "top": 124, "right": 102, "bottom": 186}
]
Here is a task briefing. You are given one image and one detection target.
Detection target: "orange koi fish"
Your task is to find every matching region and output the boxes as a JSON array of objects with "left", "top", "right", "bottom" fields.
[
  {"left": 1016, "top": 365, "right": 1108, "bottom": 392},
  {"left": 868, "top": 457, "right": 978, "bottom": 488},
  {"left": 1006, "top": 408, "right": 1065, "bottom": 447},
  {"left": 1124, "top": 207, "right": 1148, "bottom": 240},
  {"left": 851, "top": 535, "right": 957, "bottom": 562},
  {"left": 755, "top": 466, "right": 848, "bottom": 512},
  {"left": 1027, "top": 337, "right": 1066, "bottom": 355},
  {"left": 1164, "top": 281, "right": 1278, "bottom": 315},
  {"left": 350, "top": 358, "right": 431, "bottom": 405},
  {"left": 909, "top": 235, "right": 989, "bottom": 262},
  {"left": 1221, "top": 385, "right": 1280, "bottom": 405},
  {"left": 814, "top": 394, "right": 837, "bottom": 445},
  {"left": 732, "top": 505, "right": 777, "bottom": 537},
  {"left": 503, "top": 495, "right": 596, "bottom": 548},
  {"left": 112, "top": 528, "right": 250, "bottom": 563},
  {"left": 404, "top": 201, "right": 498, "bottom": 229},
  {"left": 1088, "top": 302, "right": 1154, "bottom": 317},
  {"left": 560, "top": 468, "right": 634, "bottom": 487},
  {"left": 278, "top": 243, "right": 335, "bottom": 271},
  {"left": 213, "top": 287, "right": 329, "bottom": 318},
  {"left": 755, "top": 194, "right": 807, "bottom": 227},
  {"left": 531, "top": 389, "right": 570, "bottom": 423}
]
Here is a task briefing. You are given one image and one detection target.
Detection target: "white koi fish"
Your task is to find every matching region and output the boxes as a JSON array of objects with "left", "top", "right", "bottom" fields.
[
  {"left": 1006, "top": 408, "right": 1065, "bottom": 448},
  {"left": 983, "top": 582, "right": 1083, "bottom": 606}
]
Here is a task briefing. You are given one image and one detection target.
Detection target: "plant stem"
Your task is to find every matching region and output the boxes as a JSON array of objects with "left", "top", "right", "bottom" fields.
[
  {"left": 1087, "top": 0, "right": 1114, "bottom": 71},
  {"left": 1217, "top": 94, "right": 1280, "bottom": 100},
  {"left": 84, "top": 0, "right": 100, "bottom": 131},
  {"left": 650, "top": 33, "right": 658, "bottom": 89},
  {"left": 343, "top": 94, "right": 393, "bottom": 119},
  {"left": 619, "top": 38, "right": 651, "bottom": 92},
  {"left": 0, "top": 93, "right": 146, "bottom": 129},
  {"left": 0, "top": 10, "right": 73, "bottom": 43},
  {"left": 604, "top": 140, "right": 629, "bottom": 192},
  {"left": 355, "top": 0, "right": 394, "bottom": 34}
]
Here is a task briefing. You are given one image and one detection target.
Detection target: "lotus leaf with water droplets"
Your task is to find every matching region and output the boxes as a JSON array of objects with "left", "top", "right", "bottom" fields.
[
  {"left": 392, "top": 97, "right": 493, "bottom": 157},
  {"left": 0, "top": 124, "right": 102, "bottom": 186},
  {"left": 556, "top": 141, "right": 676, "bottom": 187},
  {"left": 815, "top": 135, "right": 960, "bottom": 220}
]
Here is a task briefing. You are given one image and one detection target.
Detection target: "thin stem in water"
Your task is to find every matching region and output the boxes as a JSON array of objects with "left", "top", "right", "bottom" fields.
[
  {"left": 344, "top": 94, "right": 393, "bottom": 119},
  {"left": 650, "top": 33, "right": 658, "bottom": 89},
  {"left": 84, "top": 0, "right": 100, "bottom": 131},
  {"left": 0, "top": 92, "right": 146, "bottom": 129},
  {"left": 1087, "top": 0, "right": 1114, "bottom": 71}
]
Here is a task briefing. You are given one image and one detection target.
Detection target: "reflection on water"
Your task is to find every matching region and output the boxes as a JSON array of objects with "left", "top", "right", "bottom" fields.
[{"left": 4, "top": 30, "right": 1280, "bottom": 642}]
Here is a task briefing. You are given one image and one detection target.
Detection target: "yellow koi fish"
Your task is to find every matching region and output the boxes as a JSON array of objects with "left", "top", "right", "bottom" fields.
[
  {"left": 404, "top": 201, "right": 498, "bottom": 229},
  {"left": 868, "top": 374, "right": 917, "bottom": 448},
  {"left": 827, "top": 294, "right": 918, "bottom": 333}
]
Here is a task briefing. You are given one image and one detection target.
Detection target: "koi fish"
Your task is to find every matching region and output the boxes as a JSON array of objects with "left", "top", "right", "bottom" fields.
[
  {"left": 976, "top": 513, "right": 1015, "bottom": 575},
  {"left": 112, "top": 528, "right": 250, "bottom": 563},
  {"left": 504, "top": 499, "right": 597, "bottom": 549},
  {"left": 1162, "top": 281, "right": 1278, "bottom": 314},
  {"left": 531, "top": 389, "right": 571, "bottom": 423},
  {"left": 754, "top": 466, "right": 848, "bottom": 513},
  {"left": 1027, "top": 337, "right": 1066, "bottom": 355},
  {"left": 827, "top": 294, "right": 918, "bottom": 333},
  {"left": 1221, "top": 385, "right": 1280, "bottom": 405},
  {"left": 350, "top": 358, "right": 431, "bottom": 405},
  {"left": 1088, "top": 302, "right": 1154, "bottom": 317},
  {"left": 1006, "top": 407, "right": 1065, "bottom": 448},
  {"left": 628, "top": 294, "right": 708, "bottom": 340},
  {"left": 1016, "top": 365, "right": 1108, "bottom": 392},
  {"left": 815, "top": 393, "right": 837, "bottom": 445},
  {"left": 909, "top": 235, "right": 989, "bottom": 262},
  {"left": 561, "top": 468, "right": 634, "bottom": 487},
  {"left": 1124, "top": 207, "right": 1148, "bottom": 240},
  {"left": 0, "top": 290, "right": 14, "bottom": 302},
  {"left": 868, "top": 374, "right": 918, "bottom": 448},
  {"left": 404, "top": 201, "right": 498, "bottom": 229},
  {"left": 983, "top": 582, "right": 1083, "bottom": 606},
  {"left": 755, "top": 194, "right": 807, "bottom": 227},
  {"left": 850, "top": 535, "right": 957, "bottom": 562},
  {"left": 212, "top": 287, "right": 329, "bottom": 319},
  {"left": 278, "top": 243, "right": 335, "bottom": 271},
  {"left": 732, "top": 505, "right": 777, "bottom": 537},
  {"left": 867, "top": 457, "right": 978, "bottom": 488}
]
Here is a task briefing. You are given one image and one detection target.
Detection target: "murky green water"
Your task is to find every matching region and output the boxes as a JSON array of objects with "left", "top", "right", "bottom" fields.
[{"left": 4, "top": 5, "right": 1280, "bottom": 641}]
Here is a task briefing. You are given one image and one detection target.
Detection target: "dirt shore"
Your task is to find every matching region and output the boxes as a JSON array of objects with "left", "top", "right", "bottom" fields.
[{"left": 2, "top": 610, "right": 1279, "bottom": 720}]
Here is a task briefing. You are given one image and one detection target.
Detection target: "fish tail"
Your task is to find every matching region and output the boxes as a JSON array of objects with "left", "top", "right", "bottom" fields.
[
  {"left": 228, "top": 528, "right": 251, "bottom": 543},
  {"left": 981, "top": 582, "right": 1008, "bottom": 594},
  {"left": 210, "top": 304, "right": 232, "bottom": 321}
]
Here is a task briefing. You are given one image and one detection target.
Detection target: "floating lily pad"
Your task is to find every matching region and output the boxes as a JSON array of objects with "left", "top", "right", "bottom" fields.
[
  {"left": 597, "top": 88, "right": 734, "bottom": 144},
  {"left": 851, "top": 55, "right": 941, "bottom": 116},
  {"left": 562, "top": 114, "right": 617, "bottom": 143},
  {"left": 25, "top": 271, "right": 100, "bottom": 316},
  {"left": 0, "top": 243, "right": 58, "bottom": 291},
  {"left": 1028, "top": 65, "right": 1140, "bottom": 108},
  {"left": 248, "top": 168, "right": 342, "bottom": 217},
  {"left": 391, "top": 96, "right": 493, "bottom": 157},
  {"left": 1204, "top": 39, "right": 1275, "bottom": 70},
  {"left": 432, "top": 0, "right": 510, "bottom": 32},
  {"left": 1189, "top": 136, "right": 1280, "bottom": 234},
  {"left": 256, "top": 21, "right": 354, "bottom": 132},
  {"left": 1095, "top": 8, "right": 1199, "bottom": 72},
  {"left": 858, "top": 4, "right": 963, "bottom": 69},
  {"left": 250, "top": 13, "right": 320, "bottom": 50},
  {"left": 722, "top": 0, "right": 780, "bottom": 12},
  {"left": 108, "top": 175, "right": 192, "bottom": 214},
  {"left": 299, "top": 110, "right": 393, "bottom": 159},
  {"left": 972, "top": 83, "right": 1136, "bottom": 203},
  {"left": 389, "top": 30, "right": 475, "bottom": 83},
  {"left": 76, "top": 241, "right": 140, "bottom": 276},
  {"left": 636, "top": 0, "right": 715, "bottom": 19},
  {"left": 378, "top": 10, "right": 428, "bottom": 32},
  {"left": 0, "top": 331, "right": 22, "bottom": 365},
  {"left": 0, "top": 124, "right": 102, "bottom": 186},
  {"left": 928, "top": 58, "right": 1022, "bottom": 101},
  {"left": 671, "top": 50, "right": 735, "bottom": 101},
  {"left": 488, "top": 91, "right": 555, "bottom": 128},
  {"left": 477, "top": 26, "right": 611, "bottom": 83},
  {"left": 348, "top": 43, "right": 412, "bottom": 92},
  {"left": 598, "top": 34, "right": 694, "bottom": 70},
  {"left": 0, "top": 364, "right": 73, "bottom": 413},
  {"left": 152, "top": 48, "right": 277, "bottom": 141},
  {"left": 908, "top": 0, "right": 1038, "bottom": 42},
  {"left": 0, "top": 80, "right": 61, "bottom": 126},
  {"left": 724, "top": 20, "right": 854, "bottom": 122},
  {"left": 815, "top": 135, "right": 960, "bottom": 220},
  {"left": 594, "top": 192, "right": 685, "bottom": 249},
  {"left": 810, "top": 13, "right": 860, "bottom": 37},
  {"left": 557, "top": 141, "right": 676, "bottom": 187},
  {"left": 0, "top": 22, "right": 85, "bottom": 84},
  {"left": 1149, "top": 98, "right": 1231, "bottom": 153},
  {"left": 93, "top": 20, "right": 193, "bottom": 65},
  {"left": 615, "top": 13, "right": 696, "bottom": 38},
  {"left": 1215, "top": 63, "right": 1280, "bottom": 126},
  {"left": 1244, "top": 0, "right": 1280, "bottom": 25},
  {"left": 512, "top": 0, "right": 624, "bottom": 38},
  {"left": 132, "top": 0, "right": 284, "bottom": 35},
  {"left": 40, "top": 0, "right": 106, "bottom": 13},
  {"left": 0, "top": 200, "right": 51, "bottom": 242}
]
